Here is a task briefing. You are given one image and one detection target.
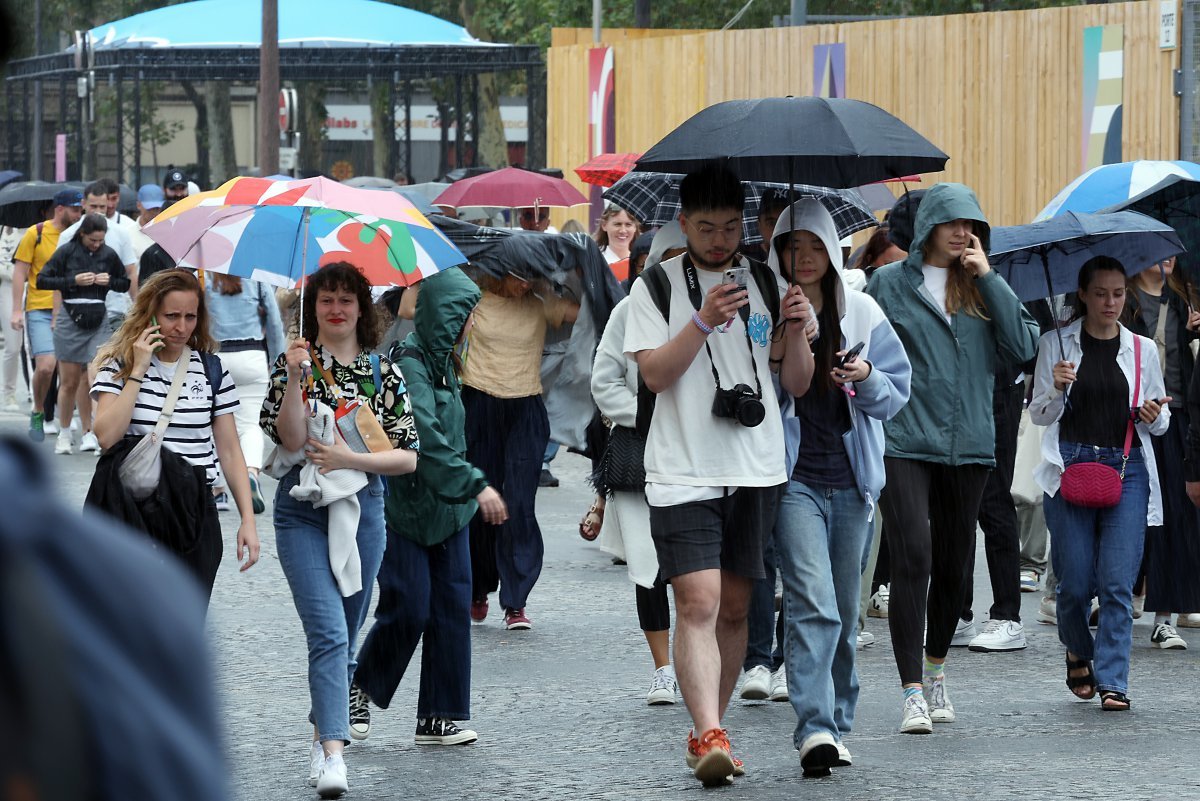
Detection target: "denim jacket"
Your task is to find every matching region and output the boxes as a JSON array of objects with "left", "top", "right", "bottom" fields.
[{"left": 204, "top": 277, "right": 286, "bottom": 363}]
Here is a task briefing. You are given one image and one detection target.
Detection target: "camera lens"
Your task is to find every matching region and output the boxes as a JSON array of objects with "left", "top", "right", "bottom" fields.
[{"left": 736, "top": 398, "right": 766, "bottom": 427}]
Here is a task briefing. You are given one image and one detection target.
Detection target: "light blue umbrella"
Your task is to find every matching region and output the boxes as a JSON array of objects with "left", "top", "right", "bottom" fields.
[
  {"left": 991, "top": 210, "right": 1184, "bottom": 356},
  {"left": 1036, "top": 160, "right": 1200, "bottom": 220}
]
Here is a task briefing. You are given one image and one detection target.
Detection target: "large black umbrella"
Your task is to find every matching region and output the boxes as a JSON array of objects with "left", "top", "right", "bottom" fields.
[
  {"left": 0, "top": 181, "right": 71, "bottom": 228},
  {"left": 0, "top": 170, "right": 22, "bottom": 191},
  {"left": 635, "top": 97, "right": 949, "bottom": 188},
  {"left": 1101, "top": 174, "right": 1200, "bottom": 283},
  {"left": 990, "top": 210, "right": 1184, "bottom": 357},
  {"left": 603, "top": 171, "right": 877, "bottom": 245}
]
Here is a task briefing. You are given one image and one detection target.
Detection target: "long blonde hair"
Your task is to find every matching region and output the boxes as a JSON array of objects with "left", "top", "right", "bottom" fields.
[{"left": 94, "top": 269, "right": 218, "bottom": 380}]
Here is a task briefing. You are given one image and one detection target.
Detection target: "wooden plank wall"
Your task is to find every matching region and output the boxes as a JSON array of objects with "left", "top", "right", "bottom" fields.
[{"left": 547, "top": 1, "right": 1179, "bottom": 231}]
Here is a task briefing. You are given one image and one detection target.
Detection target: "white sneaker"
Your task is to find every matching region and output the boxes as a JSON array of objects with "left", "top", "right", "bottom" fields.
[
  {"left": 316, "top": 753, "right": 348, "bottom": 798},
  {"left": 740, "top": 664, "right": 771, "bottom": 700},
  {"left": 922, "top": 674, "right": 955, "bottom": 723},
  {"left": 968, "top": 619, "right": 1027, "bottom": 652},
  {"left": 950, "top": 618, "right": 977, "bottom": 646},
  {"left": 1019, "top": 569, "right": 1040, "bottom": 592},
  {"left": 868, "top": 584, "right": 889, "bottom": 618},
  {"left": 768, "top": 665, "right": 788, "bottom": 701},
  {"left": 1037, "top": 597, "right": 1057, "bottom": 625},
  {"left": 646, "top": 665, "right": 678, "bottom": 705},
  {"left": 857, "top": 631, "right": 876, "bottom": 650},
  {"left": 1177, "top": 612, "right": 1200, "bottom": 628},
  {"left": 1151, "top": 623, "right": 1188, "bottom": 650},
  {"left": 835, "top": 741, "right": 852, "bottom": 767},
  {"left": 307, "top": 741, "right": 324, "bottom": 787},
  {"left": 899, "top": 693, "right": 933, "bottom": 734},
  {"left": 79, "top": 431, "right": 101, "bottom": 453},
  {"left": 54, "top": 429, "right": 73, "bottom": 455},
  {"left": 43, "top": 419, "right": 60, "bottom": 435},
  {"left": 798, "top": 731, "right": 839, "bottom": 778},
  {"left": 2, "top": 392, "right": 18, "bottom": 412}
]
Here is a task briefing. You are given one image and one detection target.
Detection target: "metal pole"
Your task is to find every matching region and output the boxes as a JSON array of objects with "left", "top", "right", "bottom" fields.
[
  {"left": 31, "top": 0, "right": 42, "bottom": 180},
  {"left": 259, "top": 0, "right": 281, "bottom": 174},
  {"left": 454, "top": 74, "right": 464, "bottom": 170},
  {"left": 115, "top": 71, "right": 125, "bottom": 186},
  {"left": 404, "top": 80, "right": 412, "bottom": 180},
  {"left": 470, "top": 75, "right": 479, "bottom": 167},
  {"left": 1182, "top": 0, "right": 1196, "bottom": 160},
  {"left": 5, "top": 82, "right": 13, "bottom": 171},
  {"left": 593, "top": 0, "right": 602, "bottom": 43},
  {"left": 58, "top": 74, "right": 67, "bottom": 177},
  {"left": 791, "top": 0, "right": 807, "bottom": 25},
  {"left": 387, "top": 71, "right": 397, "bottom": 179},
  {"left": 21, "top": 79, "right": 30, "bottom": 178},
  {"left": 134, "top": 70, "right": 142, "bottom": 185}
]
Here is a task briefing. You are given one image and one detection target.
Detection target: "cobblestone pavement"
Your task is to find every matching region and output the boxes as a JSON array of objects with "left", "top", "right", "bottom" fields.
[{"left": 9, "top": 405, "right": 1200, "bottom": 800}]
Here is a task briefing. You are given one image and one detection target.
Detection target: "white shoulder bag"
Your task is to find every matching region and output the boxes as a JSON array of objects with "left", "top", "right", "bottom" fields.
[{"left": 118, "top": 347, "right": 192, "bottom": 500}]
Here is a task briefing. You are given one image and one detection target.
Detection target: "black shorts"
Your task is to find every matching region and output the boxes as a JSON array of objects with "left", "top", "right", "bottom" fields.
[{"left": 649, "top": 485, "right": 784, "bottom": 581}]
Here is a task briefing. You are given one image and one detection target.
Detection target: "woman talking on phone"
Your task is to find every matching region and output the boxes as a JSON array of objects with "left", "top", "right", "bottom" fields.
[
  {"left": 1031, "top": 256, "right": 1169, "bottom": 711},
  {"left": 768, "top": 199, "right": 912, "bottom": 774},
  {"left": 866, "top": 183, "right": 1039, "bottom": 734}
]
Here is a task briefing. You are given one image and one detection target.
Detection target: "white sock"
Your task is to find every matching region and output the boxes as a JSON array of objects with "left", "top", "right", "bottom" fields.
[{"left": 1155, "top": 614, "right": 1171, "bottom": 627}]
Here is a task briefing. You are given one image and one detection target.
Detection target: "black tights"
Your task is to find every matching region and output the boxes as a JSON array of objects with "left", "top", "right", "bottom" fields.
[{"left": 880, "top": 457, "right": 989, "bottom": 685}]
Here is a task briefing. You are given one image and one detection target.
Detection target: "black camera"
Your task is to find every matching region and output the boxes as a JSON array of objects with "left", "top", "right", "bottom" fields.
[{"left": 712, "top": 383, "right": 766, "bottom": 427}]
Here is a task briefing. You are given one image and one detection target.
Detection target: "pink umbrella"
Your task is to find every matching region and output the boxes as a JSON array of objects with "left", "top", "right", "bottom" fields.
[{"left": 433, "top": 167, "right": 588, "bottom": 209}]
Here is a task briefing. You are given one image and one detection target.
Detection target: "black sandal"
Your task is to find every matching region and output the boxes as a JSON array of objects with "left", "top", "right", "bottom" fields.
[
  {"left": 1065, "top": 655, "right": 1097, "bottom": 700},
  {"left": 1100, "top": 690, "right": 1131, "bottom": 711}
]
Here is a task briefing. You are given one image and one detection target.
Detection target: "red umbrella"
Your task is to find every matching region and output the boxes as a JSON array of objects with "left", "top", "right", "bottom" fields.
[
  {"left": 433, "top": 166, "right": 588, "bottom": 209},
  {"left": 575, "top": 152, "right": 642, "bottom": 188}
]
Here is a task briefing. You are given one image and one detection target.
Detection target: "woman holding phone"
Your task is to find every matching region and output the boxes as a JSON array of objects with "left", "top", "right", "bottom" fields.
[
  {"left": 769, "top": 199, "right": 912, "bottom": 773},
  {"left": 866, "top": 183, "right": 1039, "bottom": 734},
  {"left": 1031, "top": 255, "right": 1169, "bottom": 711}
]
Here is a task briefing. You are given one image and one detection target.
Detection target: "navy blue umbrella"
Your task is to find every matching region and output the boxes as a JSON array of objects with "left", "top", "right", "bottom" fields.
[
  {"left": 991, "top": 210, "right": 1184, "bottom": 356},
  {"left": 1100, "top": 174, "right": 1200, "bottom": 282},
  {"left": 0, "top": 170, "right": 22, "bottom": 190}
]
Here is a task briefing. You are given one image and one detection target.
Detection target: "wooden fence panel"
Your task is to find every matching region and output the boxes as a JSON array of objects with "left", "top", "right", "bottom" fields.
[{"left": 547, "top": 1, "right": 1180, "bottom": 230}]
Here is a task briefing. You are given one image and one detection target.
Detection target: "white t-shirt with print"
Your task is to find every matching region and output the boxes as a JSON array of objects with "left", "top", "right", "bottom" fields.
[
  {"left": 624, "top": 254, "right": 787, "bottom": 503},
  {"left": 93, "top": 351, "right": 239, "bottom": 486}
]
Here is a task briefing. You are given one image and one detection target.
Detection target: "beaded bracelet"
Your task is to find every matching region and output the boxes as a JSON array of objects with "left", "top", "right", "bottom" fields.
[{"left": 691, "top": 311, "right": 713, "bottom": 335}]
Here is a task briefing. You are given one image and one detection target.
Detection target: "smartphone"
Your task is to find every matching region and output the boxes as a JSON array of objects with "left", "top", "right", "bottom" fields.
[
  {"left": 723, "top": 266, "right": 749, "bottom": 291},
  {"left": 150, "top": 315, "right": 164, "bottom": 350},
  {"left": 838, "top": 341, "right": 865, "bottom": 368}
]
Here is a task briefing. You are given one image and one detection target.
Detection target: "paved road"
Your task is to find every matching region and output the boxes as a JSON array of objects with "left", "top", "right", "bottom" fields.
[{"left": 8, "top": 405, "right": 1200, "bottom": 801}]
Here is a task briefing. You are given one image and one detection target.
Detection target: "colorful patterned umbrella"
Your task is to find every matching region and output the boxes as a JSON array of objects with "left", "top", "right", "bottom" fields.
[
  {"left": 145, "top": 175, "right": 467, "bottom": 289},
  {"left": 575, "top": 152, "right": 641, "bottom": 188}
]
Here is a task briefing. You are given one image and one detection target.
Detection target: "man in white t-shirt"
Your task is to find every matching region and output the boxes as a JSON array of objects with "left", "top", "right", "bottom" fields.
[{"left": 623, "top": 164, "right": 815, "bottom": 785}]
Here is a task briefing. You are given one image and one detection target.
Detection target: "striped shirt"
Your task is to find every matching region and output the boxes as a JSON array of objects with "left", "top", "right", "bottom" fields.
[{"left": 92, "top": 351, "right": 239, "bottom": 485}]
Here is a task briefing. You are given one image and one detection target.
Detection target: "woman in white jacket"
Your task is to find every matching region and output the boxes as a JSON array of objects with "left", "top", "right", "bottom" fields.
[
  {"left": 1030, "top": 255, "right": 1170, "bottom": 712},
  {"left": 590, "top": 296, "right": 677, "bottom": 706}
]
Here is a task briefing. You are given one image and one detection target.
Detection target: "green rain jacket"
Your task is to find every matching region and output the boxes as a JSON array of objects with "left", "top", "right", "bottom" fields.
[
  {"left": 867, "top": 183, "right": 1039, "bottom": 467},
  {"left": 384, "top": 268, "right": 488, "bottom": 545}
]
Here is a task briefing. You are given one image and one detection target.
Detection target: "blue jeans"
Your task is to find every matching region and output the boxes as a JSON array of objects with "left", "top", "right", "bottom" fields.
[
  {"left": 274, "top": 468, "right": 387, "bottom": 744},
  {"left": 355, "top": 526, "right": 472, "bottom": 719},
  {"left": 775, "top": 480, "right": 872, "bottom": 746},
  {"left": 1044, "top": 442, "right": 1149, "bottom": 695},
  {"left": 744, "top": 529, "right": 783, "bottom": 672}
]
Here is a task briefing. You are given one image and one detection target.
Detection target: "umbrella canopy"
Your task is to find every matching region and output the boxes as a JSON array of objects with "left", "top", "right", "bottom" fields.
[
  {"left": 1100, "top": 174, "right": 1200, "bottom": 279},
  {"left": 0, "top": 171, "right": 23, "bottom": 191},
  {"left": 634, "top": 97, "right": 948, "bottom": 188},
  {"left": 990, "top": 211, "right": 1184, "bottom": 303},
  {"left": 1036, "top": 160, "right": 1200, "bottom": 220},
  {"left": 0, "top": 181, "right": 74, "bottom": 228},
  {"left": 604, "top": 171, "right": 876, "bottom": 245},
  {"left": 344, "top": 176, "right": 398, "bottom": 189},
  {"left": 575, "top": 152, "right": 641, "bottom": 188},
  {"left": 434, "top": 167, "right": 588, "bottom": 209},
  {"left": 144, "top": 175, "right": 466, "bottom": 289}
]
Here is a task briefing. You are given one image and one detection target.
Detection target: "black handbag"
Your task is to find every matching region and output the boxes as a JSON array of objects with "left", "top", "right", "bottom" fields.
[
  {"left": 593, "top": 425, "right": 647, "bottom": 495},
  {"left": 65, "top": 302, "right": 106, "bottom": 330}
]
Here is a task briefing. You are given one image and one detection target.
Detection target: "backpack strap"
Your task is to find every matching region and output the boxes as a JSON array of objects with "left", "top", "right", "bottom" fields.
[
  {"left": 634, "top": 263, "right": 672, "bottom": 436},
  {"left": 746, "top": 257, "right": 781, "bottom": 329},
  {"left": 34, "top": 222, "right": 44, "bottom": 248},
  {"left": 370, "top": 353, "right": 382, "bottom": 395},
  {"left": 199, "top": 351, "right": 224, "bottom": 417}
]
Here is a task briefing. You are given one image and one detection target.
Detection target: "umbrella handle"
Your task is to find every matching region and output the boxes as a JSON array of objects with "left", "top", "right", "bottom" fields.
[{"left": 1039, "top": 251, "right": 1068, "bottom": 362}]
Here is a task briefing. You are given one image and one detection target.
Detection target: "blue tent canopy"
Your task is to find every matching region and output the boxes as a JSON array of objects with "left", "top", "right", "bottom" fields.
[{"left": 85, "top": 0, "right": 498, "bottom": 50}]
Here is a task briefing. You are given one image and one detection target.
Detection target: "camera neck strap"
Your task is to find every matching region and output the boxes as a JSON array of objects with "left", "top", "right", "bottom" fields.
[{"left": 681, "top": 254, "right": 763, "bottom": 398}]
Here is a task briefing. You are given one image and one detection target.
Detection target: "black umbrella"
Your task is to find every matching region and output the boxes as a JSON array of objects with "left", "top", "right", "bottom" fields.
[
  {"left": 0, "top": 170, "right": 22, "bottom": 191},
  {"left": 0, "top": 181, "right": 71, "bottom": 228},
  {"left": 635, "top": 97, "right": 948, "bottom": 188},
  {"left": 1100, "top": 174, "right": 1200, "bottom": 286},
  {"left": 990, "top": 210, "right": 1185, "bottom": 357}
]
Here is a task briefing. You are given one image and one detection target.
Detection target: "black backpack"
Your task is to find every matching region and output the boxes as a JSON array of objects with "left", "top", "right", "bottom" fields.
[{"left": 634, "top": 258, "right": 780, "bottom": 436}]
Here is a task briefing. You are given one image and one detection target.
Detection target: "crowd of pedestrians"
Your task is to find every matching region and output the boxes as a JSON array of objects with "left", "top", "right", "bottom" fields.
[{"left": 4, "top": 161, "right": 1194, "bottom": 798}]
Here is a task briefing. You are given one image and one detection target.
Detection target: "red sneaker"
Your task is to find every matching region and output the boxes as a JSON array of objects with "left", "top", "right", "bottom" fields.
[
  {"left": 686, "top": 728, "right": 735, "bottom": 786},
  {"left": 685, "top": 731, "right": 744, "bottom": 776},
  {"left": 504, "top": 607, "right": 532, "bottom": 630},
  {"left": 470, "top": 598, "right": 488, "bottom": 623}
]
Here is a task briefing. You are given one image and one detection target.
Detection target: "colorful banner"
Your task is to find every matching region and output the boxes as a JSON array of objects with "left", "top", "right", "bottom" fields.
[
  {"left": 588, "top": 46, "right": 615, "bottom": 224},
  {"left": 1081, "top": 24, "right": 1123, "bottom": 171},
  {"left": 813, "top": 43, "right": 846, "bottom": 99}
]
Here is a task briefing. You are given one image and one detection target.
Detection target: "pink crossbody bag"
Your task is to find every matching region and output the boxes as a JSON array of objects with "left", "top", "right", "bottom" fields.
[{"left": 1058, "top": 337, "right": 1140, "bottom": 509}]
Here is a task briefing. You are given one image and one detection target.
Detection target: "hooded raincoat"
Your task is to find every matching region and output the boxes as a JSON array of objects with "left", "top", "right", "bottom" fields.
[
  {"left": 767, "top": 199, "right": 912, "bottom": 512},
  {"left": 384, "top": 268, "right": 488, "bottom": 546},
  {"left": 866, "top": 183, "right": 1039, "bottom": 467}
]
